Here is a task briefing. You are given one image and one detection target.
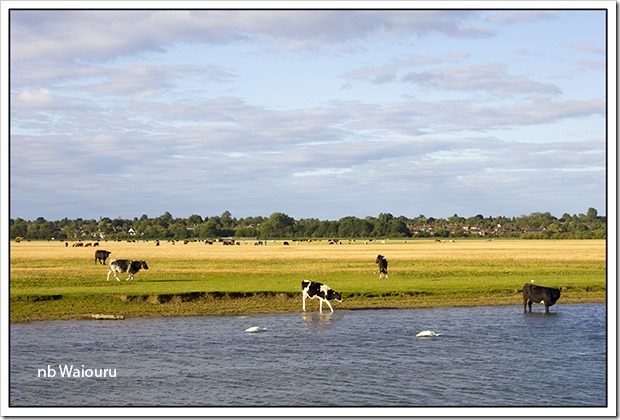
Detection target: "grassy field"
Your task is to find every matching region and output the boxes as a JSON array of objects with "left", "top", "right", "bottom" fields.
[{"left": 9, "top": 239, "right": 607, "bottom": 322}]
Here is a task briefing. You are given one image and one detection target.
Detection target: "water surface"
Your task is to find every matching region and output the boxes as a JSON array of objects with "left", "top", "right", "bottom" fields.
[{"left": 10, "top": 304, "right": 607, "bottom": 407}]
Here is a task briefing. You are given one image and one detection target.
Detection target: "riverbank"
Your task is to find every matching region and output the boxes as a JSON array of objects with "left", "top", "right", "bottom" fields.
[
  {"left": 10, "top": 290, "right": 606, "bottom": 322},
  {"left": 9, "top": 239, "right": 607, "bottom": 322}
]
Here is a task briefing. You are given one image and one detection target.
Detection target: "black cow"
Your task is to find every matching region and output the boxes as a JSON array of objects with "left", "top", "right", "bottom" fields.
[
  {"left": 94, "top": 250, "right": 112, "bottom": 265},
  {"left": 301, "top": 280, "right": 342, "bottom": 314},
  {"left": 376, "top": 255, "right": 388, "bottom": 279},
  {"left": 107, "top": 259, "right": 149, "bottom": 282},
  {"left": 523, "top": 283, "right": 561, "bottom": 313}
]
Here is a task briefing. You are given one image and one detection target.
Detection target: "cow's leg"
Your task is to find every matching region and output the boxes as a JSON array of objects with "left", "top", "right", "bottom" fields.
[
  {"left": 523, "top": 298, "right": 527, "bottom": 313},
  {"left": 319, "top": 299, "right": 323, "bottom": 314},
  {"left": 302, "top": 293, "right": 307, "bottom": 312},
  {"left": 108, "top": 269, "right": 121, "bottom": 282},
  {"left": 527, "top": 300, "right": 533, "bottom": 313},
  {"left": 544, "top": 301, "right": 550, "bottom": 313},
  {"left": 324, "top": 299, "right": 334, "bottom": 313}
]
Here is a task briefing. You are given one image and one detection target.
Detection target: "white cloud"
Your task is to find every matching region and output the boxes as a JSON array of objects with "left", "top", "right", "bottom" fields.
[
  {"left": 10, "top": 10, "right": 493, "bottom": 65},
  {"left": 401, "top": 64, "right": 561, "bottom": 96},
  {"left": 292, "top": 168, "right": 354, "bottom": 177},
  {"left": 15, "top": 88, "right": 53, "bottom": 106}
]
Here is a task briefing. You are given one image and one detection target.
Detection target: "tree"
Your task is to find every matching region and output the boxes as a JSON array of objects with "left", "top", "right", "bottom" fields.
[
  {"left": 338, "top": 216, "right": 372, "bottom": 238},
  {"left": 586, "top": 207, "right": 598, "bottom": 221},
  {"left": 259, "top": 212, "right": 295, "bottom": 238},
  {"left": 157, "top": 212, "right": 174, "bottom": 228},
  {"left": 372, "top": 213, "right": 394, "bottom": 237},
  {"left": 197, "top": 217, "right": 223, "bottom": 238},
  {"left": 297, "top": 218, "right": 320, "bottom": 238},
  {"left": 235, "top": 224, "right": 258, "bottom": 238},
  {"left": 219, "top": 211, "right": 236, "bottom": 233},
  {"left": 313, "top": 220, "right": 338, "bottom": 238},
  {"left": 10, "top": 218, "right": 27, "bottom": 239},
  {"left": 387, "top": 218, "right": 412, "bottom": 237},
  {"left": 168, "top": 222, "right": 189, "bottom": 239}
]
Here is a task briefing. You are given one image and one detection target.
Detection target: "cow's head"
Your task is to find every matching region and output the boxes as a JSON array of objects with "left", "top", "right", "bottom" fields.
[
  {"left": 548, "top": 288, "right": 561, "bottom": 306},
  {"left": 140, "top": 261, "right": 149, "bottom": 270},
  {"left": 328, "top": 289, "right": 343, "bottom": 303},
  {"left": 376, "top": 255, "right": 384, "bottom": 263}
]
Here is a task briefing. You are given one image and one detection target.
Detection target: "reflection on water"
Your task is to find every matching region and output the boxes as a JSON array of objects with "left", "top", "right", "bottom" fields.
[
  {"left": 10, "top": 304, "right": 607, "bottom": 407},
  {"left": 301, "top": 310, "right": 334, "bottom": 326}
]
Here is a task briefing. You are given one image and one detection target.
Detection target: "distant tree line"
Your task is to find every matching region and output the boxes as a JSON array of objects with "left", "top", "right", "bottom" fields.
[{"left": 9, "top": 208, "right": 606, "bottom": 241}]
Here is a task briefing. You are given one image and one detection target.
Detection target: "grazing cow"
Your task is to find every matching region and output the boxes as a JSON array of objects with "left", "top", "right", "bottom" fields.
[
  {"left": 376, "top": 255, "right": 388, "bottom": 279},
  {"left": 107, "top": 259, "right": 149, "bottom": 282},
  {"left": 94, "top": 250, "right": 112, "bottom": 265},
  {"left": 523, "top": 283, "right": 561, "bottom": 313},
  {"left": 301, "top": 280, "right": 342, "bottom": 314}
]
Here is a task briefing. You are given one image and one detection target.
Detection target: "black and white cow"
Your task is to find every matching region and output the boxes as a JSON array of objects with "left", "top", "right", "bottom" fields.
[
  {"left": 301, "top": 280, "right": 342, "bottom": 314},
  {"left": 376, "top": 255, "right": 388, "bottom": 279},
  {"left": 107, "top": 259, "right": 149, "bottom": 282},
  {"left": 523, "top": 283, "right": 561, "bottom": 313},
  {"left": 94, "top": 250, "right": 112, "bottom": 265}
]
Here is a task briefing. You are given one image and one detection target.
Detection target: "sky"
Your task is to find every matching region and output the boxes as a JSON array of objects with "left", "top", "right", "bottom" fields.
[{"left": 5, "top": 3, "right": 611, "bottom": 221}]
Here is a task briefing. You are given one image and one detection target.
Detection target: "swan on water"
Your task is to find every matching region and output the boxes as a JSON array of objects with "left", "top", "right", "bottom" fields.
[
  {"left": 416, "top": 330, "right": 441, "bottom": 337},
  {"left": 244, "top": 326, "right": 267, "bottom": 333}
]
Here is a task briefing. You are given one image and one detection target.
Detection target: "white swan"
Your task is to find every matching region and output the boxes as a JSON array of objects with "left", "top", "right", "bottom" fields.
[
  {"left": 416, "top": 330, "right": 441, "bottom": 337},
  {"left": 244, "top": 326, "right": 266, "bottom": 333}
]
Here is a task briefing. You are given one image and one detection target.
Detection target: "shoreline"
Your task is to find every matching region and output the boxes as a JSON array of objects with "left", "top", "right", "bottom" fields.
[{"left": 10, "top": 293, "right": 606, "bottom": 323}]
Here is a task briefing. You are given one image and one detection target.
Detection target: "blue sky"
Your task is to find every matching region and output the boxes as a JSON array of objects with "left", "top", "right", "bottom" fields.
[{"left": 6, "top": 4, "right": 611, "bottom": 221}]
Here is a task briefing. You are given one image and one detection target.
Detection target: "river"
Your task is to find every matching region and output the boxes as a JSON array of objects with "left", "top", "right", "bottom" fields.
[{"left": 9, "top": 303, "right": 607, "bottom": 409}]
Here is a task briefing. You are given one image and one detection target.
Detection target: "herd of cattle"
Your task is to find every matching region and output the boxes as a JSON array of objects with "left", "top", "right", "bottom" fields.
[{"left": 91, "top": 248, "right": 561, "bottom": 314}]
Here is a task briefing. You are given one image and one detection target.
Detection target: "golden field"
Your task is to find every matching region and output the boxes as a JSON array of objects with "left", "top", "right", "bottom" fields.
[{"left": 9, "top": 239, "right": 607, "bottom": 321}]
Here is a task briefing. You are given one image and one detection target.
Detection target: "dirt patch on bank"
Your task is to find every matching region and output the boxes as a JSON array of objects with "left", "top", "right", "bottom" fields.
[{"left": 115, "top": 291, "right": 298, "bottom": 305}]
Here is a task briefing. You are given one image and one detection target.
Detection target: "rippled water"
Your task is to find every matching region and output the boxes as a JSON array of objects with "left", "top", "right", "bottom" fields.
[{"left": 10, "top": 304, "right": 607, "bottom": 407}]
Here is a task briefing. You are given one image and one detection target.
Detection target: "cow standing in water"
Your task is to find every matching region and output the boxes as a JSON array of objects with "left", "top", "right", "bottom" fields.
[
  {"left": 523, "top": 283, "right": 561, "bottom": 313},
  {"left": 301, "top": 280, "right": 342, "bottom": 314},
  {"left": 376, "top": 255, "right": 388, "bottom": 279}
]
